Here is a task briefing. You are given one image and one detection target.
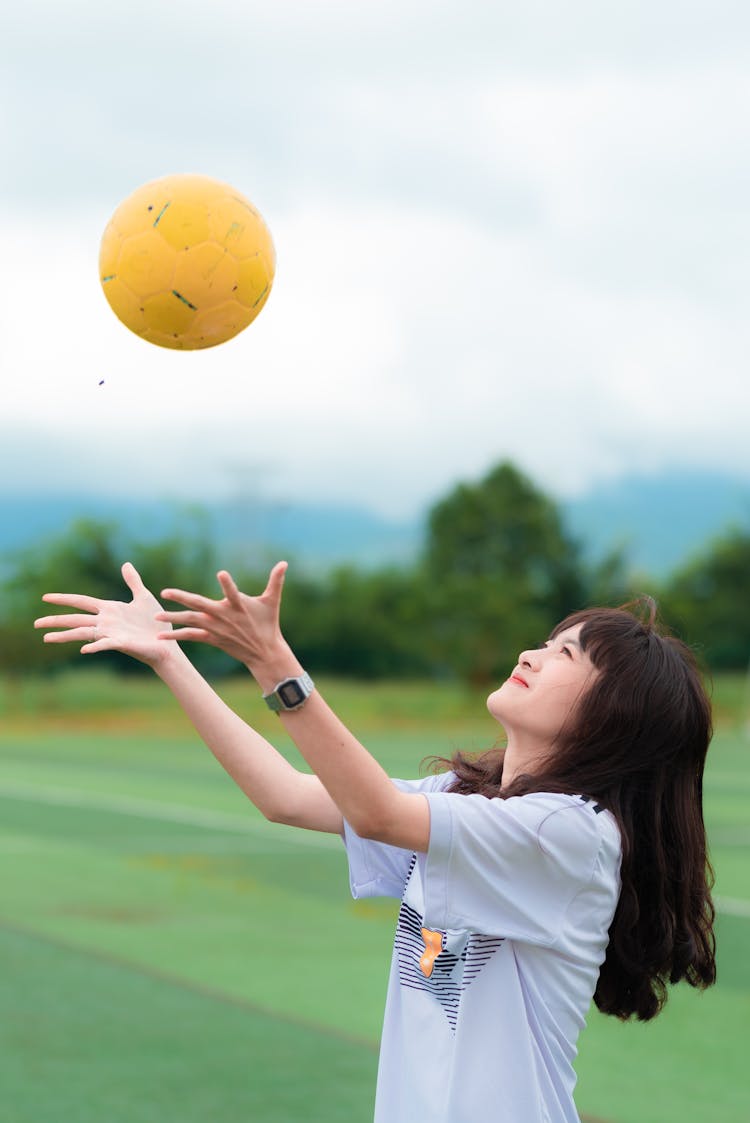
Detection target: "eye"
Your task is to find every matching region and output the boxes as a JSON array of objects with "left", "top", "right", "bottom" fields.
[{"left": 561, "top": 645, "right": 573, "bottom": 658}]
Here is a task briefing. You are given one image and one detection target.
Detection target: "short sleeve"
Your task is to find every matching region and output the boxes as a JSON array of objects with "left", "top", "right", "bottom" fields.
[
  {"left": 343, "top": 773, "right": 454, "bottom": 900},
  {"left": 423, "top": 792, "right": 604, "bottom": 945}
]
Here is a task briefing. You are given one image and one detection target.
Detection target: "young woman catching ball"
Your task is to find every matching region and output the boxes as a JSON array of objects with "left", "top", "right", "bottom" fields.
[{"left": 36, "top": 561, "right": 716, "bottom": 1123}]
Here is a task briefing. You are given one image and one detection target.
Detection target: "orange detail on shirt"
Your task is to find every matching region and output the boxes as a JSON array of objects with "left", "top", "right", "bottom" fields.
[{"left": 420, "top": 928, "right": 443, "bottom": 978}]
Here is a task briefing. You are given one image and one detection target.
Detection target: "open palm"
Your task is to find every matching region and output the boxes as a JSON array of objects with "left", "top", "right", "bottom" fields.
[{"left": 35, "top": 562, "right": 174, "bottom": 667}]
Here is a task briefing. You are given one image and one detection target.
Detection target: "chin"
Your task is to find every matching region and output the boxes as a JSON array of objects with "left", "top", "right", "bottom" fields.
[{"left": 486, "top": 686, "right": 506, "bottom": 720}]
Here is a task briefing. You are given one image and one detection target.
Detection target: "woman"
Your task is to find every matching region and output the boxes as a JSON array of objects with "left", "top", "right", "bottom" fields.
[{"left": 35, "top": 561, "right": 716, "bottom": 1123}]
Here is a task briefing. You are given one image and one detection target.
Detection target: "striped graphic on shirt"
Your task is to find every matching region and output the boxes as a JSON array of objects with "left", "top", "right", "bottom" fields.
[{"left": 394, "top": 858, "right": 505, "bottom": 1032}]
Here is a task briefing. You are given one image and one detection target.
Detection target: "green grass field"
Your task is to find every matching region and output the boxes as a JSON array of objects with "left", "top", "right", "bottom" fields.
[{"left": 0, "top": 671, "right": 747, "bottom": 1122}]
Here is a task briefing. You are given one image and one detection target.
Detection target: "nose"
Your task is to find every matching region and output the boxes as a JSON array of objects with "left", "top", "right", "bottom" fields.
[{"left": 518, "top": 646, "right": 541, "bottom": 670}]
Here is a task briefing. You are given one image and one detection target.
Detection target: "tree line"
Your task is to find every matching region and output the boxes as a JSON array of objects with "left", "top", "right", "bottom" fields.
[{"left": 2, "top": 461, "right": 749, "bottom": 683}]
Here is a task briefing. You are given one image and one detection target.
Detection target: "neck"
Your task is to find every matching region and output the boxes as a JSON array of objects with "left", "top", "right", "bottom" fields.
[{"left": 500, "top": 732, "right": 551, "bottom": 791}]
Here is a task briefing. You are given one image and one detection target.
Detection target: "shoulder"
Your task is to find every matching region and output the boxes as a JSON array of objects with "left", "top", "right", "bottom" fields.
[
  {"left": 478, "top": 791, "right": 607, "bottom": 836},
  {"left": 430, "top": 790, "right": 620, "bottom": 874},
  {"left": 528, "top": 794, "right": 620, "bottom": 875},
  {"left": 491, "top": 791, "right": 619, "bottom": 839}
]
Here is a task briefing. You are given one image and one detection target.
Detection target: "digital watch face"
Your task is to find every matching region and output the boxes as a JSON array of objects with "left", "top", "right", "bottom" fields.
[
  {"left": 264, "top": 673, "right": 314, "bottom": 712},
  {"left": 279, "top": 681, "right": 306, "bottom": 707}
]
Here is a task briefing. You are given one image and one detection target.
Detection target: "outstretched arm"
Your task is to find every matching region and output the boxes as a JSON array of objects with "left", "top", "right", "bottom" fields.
[
  {"left": 156, "top": 563, "right": 431, "bottom": 852},
  {"left": 34, "top": 563, "right": 343, "bottom": 835}
]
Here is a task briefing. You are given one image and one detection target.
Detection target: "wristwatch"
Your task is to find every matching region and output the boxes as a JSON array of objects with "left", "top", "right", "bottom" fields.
[{"left": 263, "top": 671, "right": 315, "bottom": 713}]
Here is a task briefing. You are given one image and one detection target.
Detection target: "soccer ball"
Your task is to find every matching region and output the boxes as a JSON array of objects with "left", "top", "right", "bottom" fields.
[{"left": 99, "top": 174, "right": 276, "bottom": 350}]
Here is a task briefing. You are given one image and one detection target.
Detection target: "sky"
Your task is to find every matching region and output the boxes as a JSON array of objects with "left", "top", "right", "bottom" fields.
[{"left": 1, "top": 0, "right": 748, "bottom": 518}]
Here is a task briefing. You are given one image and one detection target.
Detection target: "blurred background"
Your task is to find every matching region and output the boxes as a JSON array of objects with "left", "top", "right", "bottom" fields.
[{"left": 1, "top": 2, "right": 748, "bottom": 1121}]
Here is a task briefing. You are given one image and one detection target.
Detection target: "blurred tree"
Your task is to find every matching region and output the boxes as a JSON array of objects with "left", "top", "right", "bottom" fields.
[
  {"left": 660, "top": 527, "right": 750, "bottom": 669},
  {"left": 583, "top": 545, "right": 648, "bottom": 611},
  {"left": 6, "top": 471, "right": 746, "bottom": 687},
  {"left": 0, "top": 515, "right": 221, "bottom": 677},
  {"left": 0, "top": 518, "right": 126, "bottom": 678},
  {"left": 422, "top": 461, "right": 587, "bottom": 683},
  {"left": 278, "top": 565, "right": 432, "bottom": 678}
]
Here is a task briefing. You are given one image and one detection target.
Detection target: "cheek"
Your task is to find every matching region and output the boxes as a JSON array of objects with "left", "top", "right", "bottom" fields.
[{"left": 556, "top": 675, "right": 596, "bottom": 724}]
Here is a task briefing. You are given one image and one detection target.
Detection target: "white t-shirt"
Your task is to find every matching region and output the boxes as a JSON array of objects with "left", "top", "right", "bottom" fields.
[{"left": 343, "top": 775, "right": 622, "bottom": 1123}]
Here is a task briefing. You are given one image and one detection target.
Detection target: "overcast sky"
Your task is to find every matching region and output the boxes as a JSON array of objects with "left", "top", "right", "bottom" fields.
[{"left": 1, "top": 0, "right": 748, "bottom": 517}]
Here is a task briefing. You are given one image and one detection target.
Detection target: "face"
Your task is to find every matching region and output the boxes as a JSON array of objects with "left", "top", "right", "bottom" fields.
[{"left": 487, "top": 624, "right": 598, "bottom": 750}]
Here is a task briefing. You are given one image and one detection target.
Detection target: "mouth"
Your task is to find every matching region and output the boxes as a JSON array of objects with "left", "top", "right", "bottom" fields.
[{"left": 508, "top": 673, "right": 529, "bottom": 688}]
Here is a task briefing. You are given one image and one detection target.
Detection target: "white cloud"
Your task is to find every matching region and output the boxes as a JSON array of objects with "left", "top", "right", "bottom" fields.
[
  {"left": 2, "top": 180, "right": 748, "bottom": 517},
  {"left": 2, "top": 1, "right": 749, "bottom": 518}
]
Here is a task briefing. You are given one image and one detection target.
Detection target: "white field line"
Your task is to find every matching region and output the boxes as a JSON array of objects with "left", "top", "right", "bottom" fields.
[
  {"left": 709, "top": 828, "right": 750, "bottom": 846},
  {"left": 714, "top": 895, "right": 750, "bottom": 919},
  {"left": 2, "top": 782, "right": 749, "bottom": 920},
  {"left": 0, "top": 781, "right": 341, "bottom": 851}
]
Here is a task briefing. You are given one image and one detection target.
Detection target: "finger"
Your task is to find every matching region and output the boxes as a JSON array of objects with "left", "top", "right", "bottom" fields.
[
  {"left": 81, "top": 638, "right": 115, "bottom": 654},
  {"left": 121, "top": 561, "right": 146, "bottom": 596},
  {"left": 216, "top": 570, "right": 242, "bottom": 606},
  {"left": 160, "top": 587, "right": 217, "bottom": 611},
  {"left": 262, "top": 560, "right": 288, "bottom": 601},
  {"left": 154, "top": 610, "right": 210, "bottom": 628},
  {"left": 34, "top": 613, "right": 97, "bottom": 631},
  {"left": 42, "top": 627, "right": 99, "bottom": 645},
  {"left": 159, "top": 627, "right": 216, "bottom": 645},
  {"left": 41, "top": 592, "right": 101, "bottom": 612}
]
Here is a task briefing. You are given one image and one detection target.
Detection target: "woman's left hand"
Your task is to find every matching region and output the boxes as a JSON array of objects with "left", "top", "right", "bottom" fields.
[{"left": 157, "top": 561, "right": 293, "bottom": 674}]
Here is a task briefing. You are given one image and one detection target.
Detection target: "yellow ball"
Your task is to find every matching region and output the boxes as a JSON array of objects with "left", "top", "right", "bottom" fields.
[{"left": 99, "top": 174, "right": 276, "bottom": 350}]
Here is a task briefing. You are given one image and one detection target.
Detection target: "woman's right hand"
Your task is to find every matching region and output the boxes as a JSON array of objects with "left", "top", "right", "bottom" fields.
[{"left": 34, "top": 561, "right": 178, "bottom": 669}]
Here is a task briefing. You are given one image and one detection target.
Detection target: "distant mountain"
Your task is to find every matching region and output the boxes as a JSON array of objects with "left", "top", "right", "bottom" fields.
[
  {"left": 0, "top": 493, "right": 422, "bottom": 572},
  {"left": 0, "top": 469, "right": 748, "bottom": 577},
  {"left": 563, "top": 470, "right": 750, "bottom": 575}
]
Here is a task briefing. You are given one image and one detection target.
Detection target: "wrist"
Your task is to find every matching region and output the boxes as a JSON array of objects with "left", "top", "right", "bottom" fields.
[
  {"left": 152, "top": 640, "right": 191, "bottom": 678},
  {"left": 246, "top": 642, "right": 304, "bottom": 694}
]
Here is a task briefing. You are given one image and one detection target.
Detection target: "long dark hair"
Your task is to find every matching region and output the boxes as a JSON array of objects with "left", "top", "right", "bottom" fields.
[{"left": 442, "top": 599, "right": 716, "bottom": 1021}]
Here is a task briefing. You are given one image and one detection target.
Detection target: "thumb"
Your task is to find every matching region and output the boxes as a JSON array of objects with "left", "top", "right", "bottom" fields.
[
  {"left": 121, "top": 562, "right": 146, "bottom": 596},
  {"left": 263, "top": 560, "right": 288, "bottom": 603}
]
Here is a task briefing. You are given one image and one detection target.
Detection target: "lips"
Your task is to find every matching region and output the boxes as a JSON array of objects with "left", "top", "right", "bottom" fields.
[{"left": 509, "top": 672, "right": 529, "bottom": 687}]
